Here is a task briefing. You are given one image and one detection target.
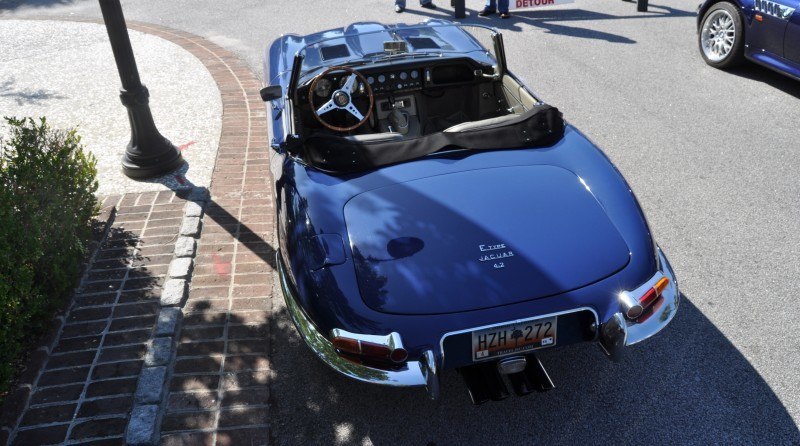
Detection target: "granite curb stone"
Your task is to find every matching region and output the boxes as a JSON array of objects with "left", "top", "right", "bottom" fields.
[
  {"left": 184, "top": 201, "right": 205, "bottom": 218},
  {"left": 155, "top": 308, "right": 182, "bottom": 337},
  {"left": 126, "top": 404, "right": 160, "bottom": 446},
  {"left": 144, "top": 337, "right": 174, "bottom": 367},
  {"left": 174, "top": 236, "right": 197, "bottom": 258},
  {"left": 168, "top": 257, "right": 193, "bottom": 279},
  {"left": 135, "top": 366, "right": 168, "bottom": 404},
  {"left": 161, "top": 279, "right": 188, "bottom": 307},
  {"left": 179, "top": 216, "right": 202, "bottom": 237}
]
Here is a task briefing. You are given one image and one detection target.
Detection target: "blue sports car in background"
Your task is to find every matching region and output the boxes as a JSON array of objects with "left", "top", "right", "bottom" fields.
[
  {"left": 698, "top": 0, "right": 800, "bottom": 79},
  {"left": 261, "top": 20, "right": 679, "bottom": 404}
]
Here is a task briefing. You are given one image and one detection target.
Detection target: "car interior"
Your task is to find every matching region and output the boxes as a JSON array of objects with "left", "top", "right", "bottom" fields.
[{"left": 294, "top": 57, "right": 542, "bottom": 143}]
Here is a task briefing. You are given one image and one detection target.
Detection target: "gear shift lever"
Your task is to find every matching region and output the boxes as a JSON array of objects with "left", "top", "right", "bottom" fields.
[{"left": 388, "top": 104, "right": 410, "bottom": 135}]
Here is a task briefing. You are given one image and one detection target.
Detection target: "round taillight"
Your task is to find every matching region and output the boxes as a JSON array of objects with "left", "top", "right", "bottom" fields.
[
  {"left": 626, "top": 304, "right": 644, "bottom": 319},
  {"left": 389, "top": 348, "right": 408, "bottom": 363}
]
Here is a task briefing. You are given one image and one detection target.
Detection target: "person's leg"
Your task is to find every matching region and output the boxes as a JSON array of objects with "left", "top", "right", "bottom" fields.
[
  {"left": 395, "top": 0, "right": 406, "bottom": 12},
  {"left": 420, "top": 0, "right": 436, "bottom": 8},
  {"left": 479, "top": 0, "right": 497, "bottom": 15},
  {"left": 498, "top": 0, "right": 511, "bottom": 17}
]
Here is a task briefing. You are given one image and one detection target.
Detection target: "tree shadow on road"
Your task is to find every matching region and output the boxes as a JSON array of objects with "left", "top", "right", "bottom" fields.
[
  {"left": 0, "top": 0, "right": 82, "bottom": 12},
  {"left": 163, "top": 186, "right": 798, "bottom": 445},
  {"left": 267, "top": 293, "right": 800, "bottom": 445}
]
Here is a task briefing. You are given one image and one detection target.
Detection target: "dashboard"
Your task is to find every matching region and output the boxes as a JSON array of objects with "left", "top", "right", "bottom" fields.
[
  {"left": 299, "top": 58, "right": 491, "bottom": 102},
  {"left": 366, "top": 69, "right": 423, "bottom": 93}
]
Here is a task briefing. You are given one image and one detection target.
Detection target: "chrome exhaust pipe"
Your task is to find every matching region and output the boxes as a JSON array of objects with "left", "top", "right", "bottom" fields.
[
  {"left": 505, "top": 354, "right": 555, "bottom": 395},
  {"left": 458, "top": 362, "right": 510, "bottom": 405},
  {"left": 599, "top": 312, "right": 627, "bottom": 362}
]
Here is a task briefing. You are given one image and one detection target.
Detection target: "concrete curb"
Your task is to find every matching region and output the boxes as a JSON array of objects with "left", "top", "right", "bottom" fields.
[{"left": 128, "top": 188, "right": 207, "bottom": 445}]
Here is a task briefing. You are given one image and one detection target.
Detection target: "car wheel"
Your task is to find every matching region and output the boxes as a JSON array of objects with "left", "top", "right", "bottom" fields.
[{"left": 699, "top": 2, "right": 745, "bottom": 68}]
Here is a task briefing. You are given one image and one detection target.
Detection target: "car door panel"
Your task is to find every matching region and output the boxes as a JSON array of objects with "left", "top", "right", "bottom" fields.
[
  {"left": 784, "top": 1, "right": 800, "bottom": 62},
  {"left": 748, "top": 0, "right": 793, "bottom": 57}
]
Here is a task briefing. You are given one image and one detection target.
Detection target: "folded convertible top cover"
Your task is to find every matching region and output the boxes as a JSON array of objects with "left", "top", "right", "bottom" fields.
[{"left": 301, "top": 104, "right": 565, "bottom": 174}]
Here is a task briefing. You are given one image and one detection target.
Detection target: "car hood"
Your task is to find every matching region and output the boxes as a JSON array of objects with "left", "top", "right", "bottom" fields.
[
  {"left": 343, "top": 165, "right": 631, "bottom": 315},
  {"left": 267, "top": 20, "right": 495, "bottom": 83}
]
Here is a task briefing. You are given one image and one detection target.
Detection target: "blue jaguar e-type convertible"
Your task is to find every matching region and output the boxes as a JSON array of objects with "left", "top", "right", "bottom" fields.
[{"left": 261, "top": 20, "right": 679, "bottom": 404}]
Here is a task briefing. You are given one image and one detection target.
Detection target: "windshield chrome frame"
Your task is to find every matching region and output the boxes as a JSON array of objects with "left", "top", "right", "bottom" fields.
[{"left": 291, "top": 23, "right": 501, "bottom": 88}]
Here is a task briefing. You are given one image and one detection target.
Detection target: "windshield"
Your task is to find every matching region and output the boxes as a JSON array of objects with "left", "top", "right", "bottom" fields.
[{"left": 297, "top": 22, "right": 499, "bottom": 77}]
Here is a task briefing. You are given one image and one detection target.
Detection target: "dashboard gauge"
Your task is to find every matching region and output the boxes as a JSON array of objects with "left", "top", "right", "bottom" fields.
[
  {"left": 367, "top": 76, "right": 375, "bottom": 85},
  {"left": 400, "top": 71, "right": 408, "bottom": 80},
  {"left": 411, "top": 70, "right": 419, "bottom": 79},
  {"left": 378, "top": 74, "right": 386, "bottom": 83},
  {"left": 314, "top": 78, "right": 332, "bottom": 97}
]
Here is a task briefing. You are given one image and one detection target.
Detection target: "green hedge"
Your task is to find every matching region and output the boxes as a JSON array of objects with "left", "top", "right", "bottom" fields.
[{"left": 0, "top": 117, "right": 98, "bottom": 400}]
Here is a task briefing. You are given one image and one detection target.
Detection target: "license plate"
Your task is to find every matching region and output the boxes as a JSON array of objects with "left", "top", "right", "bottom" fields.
[{"left": 471, "top": 316, "right": 557, "bottom": 361}]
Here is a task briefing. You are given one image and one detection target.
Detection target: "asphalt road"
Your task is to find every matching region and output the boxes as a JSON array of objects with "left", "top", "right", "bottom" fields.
[{"left": 3, "top": 0, "right": 800, "bottom": 444}]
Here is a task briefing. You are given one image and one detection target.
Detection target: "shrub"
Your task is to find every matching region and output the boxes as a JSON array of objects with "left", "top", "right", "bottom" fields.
[{"left": 0, "top": 117, "right": 98, "bottom": 400}]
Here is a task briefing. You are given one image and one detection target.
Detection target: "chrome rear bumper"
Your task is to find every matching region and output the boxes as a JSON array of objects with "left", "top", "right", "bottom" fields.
[
  {"left": 279, "top": 245, "right": 677, "bottom": 397},
  {"left": 624, "top": 247, "right": 680, "bottom": 345},
  {"left": 277, "top": 253, "right": 440, "bottom": 399},
  {"left": 600, "top": 246, "right": 680, "bottom": 359}
]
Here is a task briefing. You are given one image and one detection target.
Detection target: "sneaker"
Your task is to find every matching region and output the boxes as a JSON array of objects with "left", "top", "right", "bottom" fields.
[
  {"left": 395, "top": 4, "right": 404, "bottom": 12},
  {"left": 500, "top": 12, "right": 511, "bottom": 18},
  {"left": 478, "top": 8, "right": 496, "bottom": 16},
  {"left": 421, "top": 2, "right": 436, "bottom": 8}
]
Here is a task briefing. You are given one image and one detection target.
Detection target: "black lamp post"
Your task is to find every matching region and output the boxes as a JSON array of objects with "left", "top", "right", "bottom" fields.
[{"left": 99, "top": 0, "right": 184, "bottom": 179}]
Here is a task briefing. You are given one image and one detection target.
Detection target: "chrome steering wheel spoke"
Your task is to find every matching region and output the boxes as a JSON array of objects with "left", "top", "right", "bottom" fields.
[
  {"left": 342, "top": 73, "right": 357, "bottom": 94},
  {"left": 344, "top": 102, "right": 364, "bottom": 121},
  {"left": 316, "top": 99, "right": 337, "bottom": 116}
]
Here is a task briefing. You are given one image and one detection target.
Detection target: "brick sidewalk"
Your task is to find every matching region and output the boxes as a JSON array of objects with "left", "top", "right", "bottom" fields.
[
  {"left": 1, "top": 191, "right": 190, "bottom": 445},
  {"left": 0, "top": 20, "right": 274, "bottom": 446},
  {"left": 130, "top": 22, "right": 275, "bottom": 446}
]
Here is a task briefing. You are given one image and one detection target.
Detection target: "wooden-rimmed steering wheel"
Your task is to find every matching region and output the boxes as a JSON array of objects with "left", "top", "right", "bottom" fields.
[{"left": 309, "top": 66, "right": 374, "bottom": 133}]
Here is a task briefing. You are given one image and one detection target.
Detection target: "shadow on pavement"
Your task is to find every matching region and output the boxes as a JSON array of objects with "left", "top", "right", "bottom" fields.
[
  {"left": 0, "top": 0, "right": 81, "bottom": 11},
  {"left": 0, "top": 78, "right": 67, "bottom": 106},
  {"left": 397, "top": 3, "right": 695, "bottom": 43},
  {"left": 165, "top": 171, "right": 799, "bottom": 444},
  {"left": 265, "top": 294, "right": 800, "bottom": 445},
  {"left": 158, "top": 179, "right": 799, "bottom": 444},
  {"left": 726, "top": 64, "right": 800, "bottom": 100}
]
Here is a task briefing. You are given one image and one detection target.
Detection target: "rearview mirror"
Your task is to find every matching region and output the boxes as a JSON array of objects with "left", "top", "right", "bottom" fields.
[{"left": 260, "top": 85, "right": 282, "bottom": 102}]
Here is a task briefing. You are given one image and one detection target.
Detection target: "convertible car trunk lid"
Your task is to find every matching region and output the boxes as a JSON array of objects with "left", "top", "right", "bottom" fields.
[{"left": 344, "top": 165, "right": 630, "bottom": 315}]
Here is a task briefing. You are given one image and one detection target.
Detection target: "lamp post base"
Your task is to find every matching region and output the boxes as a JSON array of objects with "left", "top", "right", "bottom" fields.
[
  {"left": 121, "top": 140, "right": 184, "bottom": 179},
  {"left": 118, "top": 85, "right": 185, "bottom": 179}
]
